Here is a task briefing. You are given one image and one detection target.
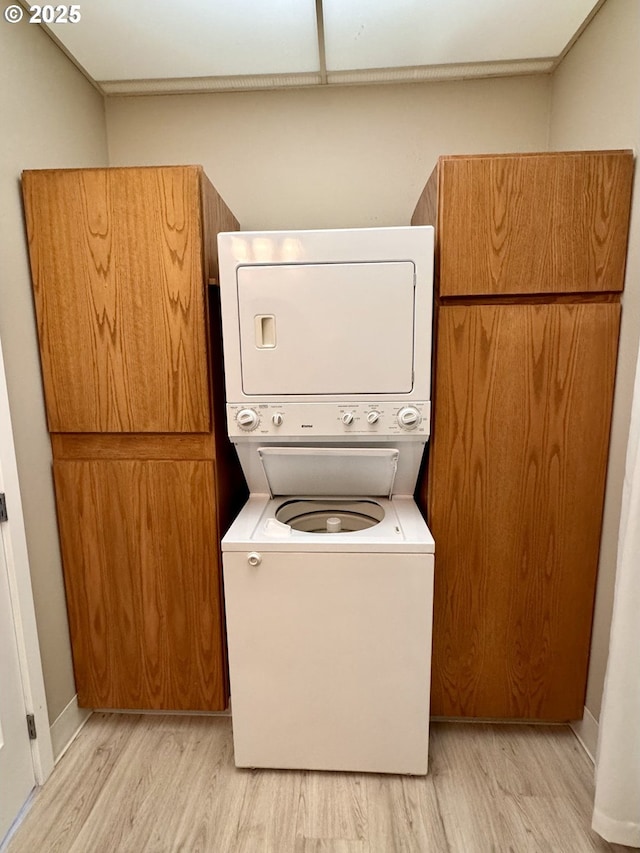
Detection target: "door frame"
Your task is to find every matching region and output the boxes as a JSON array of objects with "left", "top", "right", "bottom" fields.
[{"left": 0, "top": 338, "right": 53, "bottom": 784}]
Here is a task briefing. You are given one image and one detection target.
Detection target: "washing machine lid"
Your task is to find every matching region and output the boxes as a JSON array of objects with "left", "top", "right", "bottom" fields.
[{"left": 257, "top": 447, "right": 399, "bottom": 497}]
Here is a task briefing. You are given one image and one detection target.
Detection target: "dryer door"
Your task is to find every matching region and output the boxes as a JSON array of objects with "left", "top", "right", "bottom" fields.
[{"left": 237, "top": 261, "right": 415, "bottom": 396}]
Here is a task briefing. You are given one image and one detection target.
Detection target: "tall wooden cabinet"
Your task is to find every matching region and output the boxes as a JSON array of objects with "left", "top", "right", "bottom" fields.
[
  {"left": 412, "top": 151, "right": 634, "bottom": 720},
  {"left": 22, "top": 166, "right": 246, "bottom": 711}
]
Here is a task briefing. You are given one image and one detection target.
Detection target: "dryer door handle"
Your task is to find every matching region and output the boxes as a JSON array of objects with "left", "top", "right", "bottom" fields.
[{"left": 254, "top": 315, "right": 276, "bottom": 348}]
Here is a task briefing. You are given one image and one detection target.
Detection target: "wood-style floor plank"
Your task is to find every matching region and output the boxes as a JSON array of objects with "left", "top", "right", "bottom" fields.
[
  {"left": 6, "top": 715, "right": 636, "bottom": 853},
  {"left": 295, "top": 841, "right": 368, "bottom": 853},
  {"left": 4, "top": 713, "right": 139, "bottom": 853},
  {"left": 365, "top": 772, "right": 448, "bottom": 852},
  {"left": 296, "top": 771, "right": 367, "bottom": 842},
  {"left": 227, "top": 768, "right": 303, "bottom": 853},
  {"left": 68, "top": 716, "right": 236, "bottom": 853}
]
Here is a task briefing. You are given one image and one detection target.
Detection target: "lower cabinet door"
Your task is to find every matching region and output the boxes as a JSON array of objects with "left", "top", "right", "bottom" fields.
[
  {"left": 53, "top": 459, "right": 227, "bottom": 710},
  {"left": 425, "top": 302, "right": 620, "bottom": 719}
]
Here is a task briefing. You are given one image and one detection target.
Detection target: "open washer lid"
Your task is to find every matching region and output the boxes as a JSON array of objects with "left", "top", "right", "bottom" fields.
[{"left": 257, "top": 447, "right": 399, "bottom": 497}]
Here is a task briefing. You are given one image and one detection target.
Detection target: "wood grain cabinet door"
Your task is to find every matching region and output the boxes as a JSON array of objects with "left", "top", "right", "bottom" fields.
[
  {"left": 426, "top": 302, "right": 620, "bottom": 719},
  {"left": 53, "top": 459, "right": 227, "bottom": 710},
  {"left": 437, "top": 152, "right": 633, "bottom": 297},
  {"left": 22, "top": 167, "right": 210, "bottom": 433}
]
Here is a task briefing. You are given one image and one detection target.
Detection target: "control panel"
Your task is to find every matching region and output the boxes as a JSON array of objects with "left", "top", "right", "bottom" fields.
[{"left": 227, "top": 402, "right": 431, "bottom": 438}]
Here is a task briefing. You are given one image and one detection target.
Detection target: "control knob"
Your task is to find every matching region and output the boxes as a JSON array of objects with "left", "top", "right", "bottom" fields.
[
  {"left": 341, "top": 412, "right": 355, "bottom": 426},
  {"left": 397, "top": 406, "right": 421, "bottom": 430},
  {"left": 236, "top": 408, "right": 259, "bottom": 431},
  {"left": 366, "top": 411, "right": 380, "bottom": 425},
  {"left": 272, "top": 412, "right": 284, "bottom": 427}
]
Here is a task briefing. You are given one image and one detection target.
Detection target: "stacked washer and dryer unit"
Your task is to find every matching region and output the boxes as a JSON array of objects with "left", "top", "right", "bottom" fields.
[{"left": 218, "top": 226, "right": 435, "bottom": 775}]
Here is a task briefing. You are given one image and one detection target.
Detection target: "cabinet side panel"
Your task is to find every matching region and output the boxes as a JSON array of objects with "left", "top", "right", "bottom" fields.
[
  {"left": 54, "top": 459, "right": 227, "bottom": 710},
  {"left": 411, "top": 164, "right": 439, "bottom": 229},
  {"left": 22, "top": 167, "right": 210, "bottom": 433},
  {"left": 412, "top": 162, "right": 440, "bottom": 505},
  {"left": 207, "top": 290, "right": 248, "bottom": 536},
  {"left": 438, "top": 152, "right": 633, "bottom": 296},
  {"left": 200, "top": 175, "right": 247, "bottom": 535},
  {"left": 427, "top": 302, "right": 620, "bottom": 719},
  {"left": 200, "top": 173, "right": 240, "bottom": 284}
]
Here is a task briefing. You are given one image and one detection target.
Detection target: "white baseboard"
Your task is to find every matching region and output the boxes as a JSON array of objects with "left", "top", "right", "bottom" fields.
[
  {"left": 50, "top": 695, "right": 92, "bottom": 762},
  {"left": 570, "top": 706, "right": 599, "bottom": 764}
]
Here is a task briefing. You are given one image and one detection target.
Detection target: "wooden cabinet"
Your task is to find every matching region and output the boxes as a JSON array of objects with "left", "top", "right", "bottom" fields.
[
  {"left": 412, "top": 151, "right": 634, "bottom": 720},
  {"left": 23, "top": 167, "right": 246, "bottom": 711},
  {"left": 434, "top": 153, "right": 632, "bottom": 297},
  {"left": 23, "top": 167, "right": 212, "bottom": 433},
  {"left": 53, "top": 458, "right": 223, "bottom": 710},
  {"left": 428, "top": 302, "right": 620, "bottom": 719}
]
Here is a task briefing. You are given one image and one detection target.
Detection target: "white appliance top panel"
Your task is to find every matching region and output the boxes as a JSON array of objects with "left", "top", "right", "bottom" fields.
[
  {"left": 222, "top": 495, "right": 435, "bottom": 553},
  {"left": 237, "top": 261, "right": 415, "bottom": 396}
]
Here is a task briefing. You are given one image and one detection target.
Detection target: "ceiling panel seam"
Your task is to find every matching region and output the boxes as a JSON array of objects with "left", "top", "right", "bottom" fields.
[{"left": 315, "top": 0, "right": 328, "bottom": 84}]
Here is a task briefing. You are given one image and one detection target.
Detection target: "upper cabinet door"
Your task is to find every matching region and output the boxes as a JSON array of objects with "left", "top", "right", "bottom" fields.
[
  {"left": 437, "top": 152, "right": 634, "bottom": 297},
  {"left": 22, "top": 167, "right": 211, "bottom": 433}
]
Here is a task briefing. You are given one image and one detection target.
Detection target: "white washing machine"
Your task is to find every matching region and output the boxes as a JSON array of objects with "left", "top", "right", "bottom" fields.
[{"left": 218, "top": 227, "right": 435, "bottom": 775}]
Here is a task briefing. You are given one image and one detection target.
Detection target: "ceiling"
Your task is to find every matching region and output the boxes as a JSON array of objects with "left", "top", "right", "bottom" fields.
[{"left": 33, "top": 0, "right": 605, "bottom": 96}]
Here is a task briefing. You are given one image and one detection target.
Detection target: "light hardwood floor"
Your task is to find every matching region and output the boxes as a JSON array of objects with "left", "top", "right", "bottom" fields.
[{"left": 5, "top": 714, "right": 635, "bottom": 853}]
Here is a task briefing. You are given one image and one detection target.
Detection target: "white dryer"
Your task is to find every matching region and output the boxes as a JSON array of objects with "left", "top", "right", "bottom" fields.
[{"left": 218, "top": 227, "right": 435, "bottom": 775}]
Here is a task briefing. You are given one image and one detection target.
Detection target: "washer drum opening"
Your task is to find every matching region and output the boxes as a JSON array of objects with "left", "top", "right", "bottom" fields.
[{"left": 275, "top": 499, "right": 385, "bottom": 533}]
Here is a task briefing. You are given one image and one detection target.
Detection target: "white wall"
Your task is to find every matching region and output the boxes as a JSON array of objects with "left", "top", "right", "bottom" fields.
[
  {"left": 549, "top": 0, "right": 640, "bottom": 720},
  {"left": 106, "top": 76, "right": 551, "bottom": 229},
  {"left": 0, "top": 19, "right": 108, "bottom": 724}
]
